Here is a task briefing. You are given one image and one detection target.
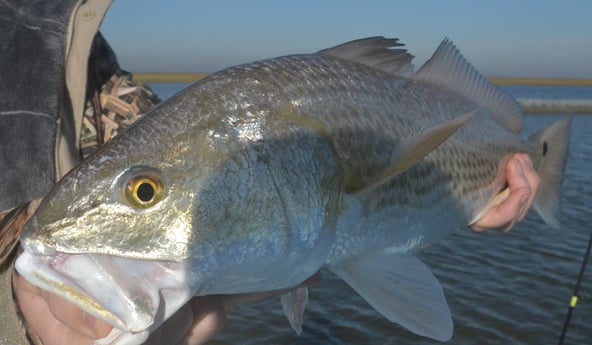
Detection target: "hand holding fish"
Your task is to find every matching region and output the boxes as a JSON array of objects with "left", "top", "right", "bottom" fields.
[
  {"left": 13, "top": 269, "right": 319, "bottom": 345},
  {"left": 11, "top": 275, "right": 230, "bottom": 344},
  {"left": 471, "top": 153, "right": 541, "bottom": 232},
  {"left": 13, "top": 272, "right": 112, "bottom": 344}
]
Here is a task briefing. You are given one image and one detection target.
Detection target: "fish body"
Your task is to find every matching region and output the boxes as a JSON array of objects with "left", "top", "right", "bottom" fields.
[{"left": 16, "top": 37, "right": 571, "bottom": 343}]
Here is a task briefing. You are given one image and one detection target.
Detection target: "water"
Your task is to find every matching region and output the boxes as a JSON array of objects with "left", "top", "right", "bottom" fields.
[{"left": 149, "top": 83, "right": 592, "bottom": 344}]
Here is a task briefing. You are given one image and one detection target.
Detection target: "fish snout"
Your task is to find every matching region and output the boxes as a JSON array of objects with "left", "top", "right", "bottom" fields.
[{"left": 19, "top": 217, "right": 58, "bottom": 255}]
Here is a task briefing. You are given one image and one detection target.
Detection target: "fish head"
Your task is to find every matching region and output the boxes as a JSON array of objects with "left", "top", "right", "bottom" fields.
[
  {"left": 16, "top": 127, "right": 204, "bottom": 336},
  {"left": 21, "top": 155, "right": 196, "bottom": 262}
]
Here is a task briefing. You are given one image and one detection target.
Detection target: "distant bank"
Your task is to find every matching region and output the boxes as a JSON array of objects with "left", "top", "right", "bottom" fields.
[
  {"left": 132, "top": 73, "right": 592, "bottom": 87},
  {"left": 488, "top": 77, "right": 592, "bottom": 87},
  {"left": 132, "top": 73, "right": 208, "bottom": 84}
]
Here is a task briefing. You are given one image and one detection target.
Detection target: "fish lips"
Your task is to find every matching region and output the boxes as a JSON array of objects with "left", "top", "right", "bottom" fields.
[{"left": 15, "top": 250, "right": 192, "bottom": 335}]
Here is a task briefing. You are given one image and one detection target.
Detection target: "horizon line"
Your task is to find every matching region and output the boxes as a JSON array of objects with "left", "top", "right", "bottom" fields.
[{"left": 130, "top": 73, "right": 592, "bottom": 87}]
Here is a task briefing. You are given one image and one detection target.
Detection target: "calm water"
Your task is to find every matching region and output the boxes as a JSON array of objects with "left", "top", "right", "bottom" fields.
[{"left": 150, "top": 83, "right": 592, "bottom": 344}]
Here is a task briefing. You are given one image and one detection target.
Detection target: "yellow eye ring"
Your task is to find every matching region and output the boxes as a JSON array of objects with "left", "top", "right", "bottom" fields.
[{"left": 124, "top": 175, "right": 165, "bottom": 208}]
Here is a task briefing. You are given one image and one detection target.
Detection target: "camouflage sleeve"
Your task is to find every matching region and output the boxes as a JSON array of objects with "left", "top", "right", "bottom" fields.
[
  {"left": 0, "top": 0, "right": 159, "bottom": 341},
  {"left": 0, "top": 0, "right": 113, "bottom": 212}
]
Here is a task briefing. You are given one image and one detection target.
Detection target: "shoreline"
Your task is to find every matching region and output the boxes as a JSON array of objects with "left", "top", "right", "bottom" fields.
[
  {"left": 488, "top": 77, "right": 592, "bottom": 87},
  {"left": 132, "top": 73, "right": 209, "bottom": 84},
  {"left": 132, "top": 73, "right": 592, "bottom": 87}
]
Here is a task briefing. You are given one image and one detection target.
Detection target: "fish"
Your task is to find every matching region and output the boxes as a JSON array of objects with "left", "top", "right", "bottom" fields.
[{"left": 16, "top": 36, "right": 571, "bottom": 344}]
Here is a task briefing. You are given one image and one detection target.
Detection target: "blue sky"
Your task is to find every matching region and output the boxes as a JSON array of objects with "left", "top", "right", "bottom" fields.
[{"left": 101, "top": 1, "right": 592, "bottom": 78}]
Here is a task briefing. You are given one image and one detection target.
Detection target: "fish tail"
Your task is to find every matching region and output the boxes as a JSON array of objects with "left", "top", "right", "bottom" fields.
[{"left": 528, "top": 116, "right": 572, "bottom": 229}]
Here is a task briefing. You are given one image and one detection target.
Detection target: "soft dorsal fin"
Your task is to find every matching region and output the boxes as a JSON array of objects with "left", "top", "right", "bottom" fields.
[
  {"left": 415, "top": 39, "right": 523, "bottom": 134},
  {"left": 318, "top": 37, "right": 415, "bottom": 77}
]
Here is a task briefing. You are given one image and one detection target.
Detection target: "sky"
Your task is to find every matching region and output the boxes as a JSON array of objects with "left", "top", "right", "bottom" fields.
[{"left": 101, "top": 1, "right": 592, "bottom": 78}]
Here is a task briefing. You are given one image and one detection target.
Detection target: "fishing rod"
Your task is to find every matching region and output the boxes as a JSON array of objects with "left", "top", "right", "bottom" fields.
[{"left": 557, "top": 231, "right": 592, "bottom": 345}]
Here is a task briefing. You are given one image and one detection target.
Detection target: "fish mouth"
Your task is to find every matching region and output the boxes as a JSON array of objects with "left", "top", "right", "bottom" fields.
[{"left": 15, "top": 250, "right": 192, "bottom": 334}]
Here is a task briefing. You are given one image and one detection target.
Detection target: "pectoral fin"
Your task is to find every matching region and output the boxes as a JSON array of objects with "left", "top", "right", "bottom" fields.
[
  {"left": 281, "top": 287, "right": 309, "bottom": 334},
  {"left": 350, "top": 109, "right": 477, "bottom": 195},
  {"left": 330, "top": 252, "right": 453, "bottom": 341}
]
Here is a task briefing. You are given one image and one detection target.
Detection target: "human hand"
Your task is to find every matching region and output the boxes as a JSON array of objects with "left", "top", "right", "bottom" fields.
[
  {"left": 12, "top": 266, "right": 319, "bottom": 345},
  {"left": 12, "top": 268, "right": 112, "bottom": 344},
  {"left": 471, "top": 153, "right": 541, "bottom": 232}
]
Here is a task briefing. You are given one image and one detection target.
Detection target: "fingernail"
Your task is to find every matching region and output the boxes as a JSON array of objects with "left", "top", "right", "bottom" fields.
[
  {"left": 516, "top": 160, "right": 525, "bottom": 176},
  {"left": 521, "top": 156, "right": 535, "bottom": 173}
]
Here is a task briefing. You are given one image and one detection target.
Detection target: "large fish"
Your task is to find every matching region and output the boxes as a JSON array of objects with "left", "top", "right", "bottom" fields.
[{"left": 16, "top": 36, "right": 570, "bottom": 344}]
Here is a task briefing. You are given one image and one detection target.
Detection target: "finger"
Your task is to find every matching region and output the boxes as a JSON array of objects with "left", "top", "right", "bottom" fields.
[
  {"left": 15, "top": 269, "right": 112, "bottom": 340},
  {"left": 144, "top": 303, "right": 193, "bottom": 345},
  {"left": 471, "top": 189, "right": 527, "bottom": 232},
  {"left": 471, "top": 154, "right": 541, "bottom": 232},
  {"left": 471, "top": 157, "right": 529, "bottom": 232},
  {"left": 504, "top": 155, "right": 532, "bottom": 222},
  {"left": 514, "top": 154, "right": 540, "bottom": 220},
  {"left": 505, "top": 154, "right": 541, "bottom": 222},
  {"left": 43, "top": 290, "right": 112, "bottom": 339},
  {"left": 13, "top": 274, "right": 93, "bottom": 345},
  {"left": 180, "top": 296, "right": 226, "bottom": 345}
]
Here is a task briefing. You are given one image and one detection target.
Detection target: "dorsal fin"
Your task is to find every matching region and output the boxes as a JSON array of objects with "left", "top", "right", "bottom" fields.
[
  {"left": 414, "top": 39, "right": 523, "bottom": 134},
  {"left": 318, "top": 37, "right": 415, "bottom": 77}
]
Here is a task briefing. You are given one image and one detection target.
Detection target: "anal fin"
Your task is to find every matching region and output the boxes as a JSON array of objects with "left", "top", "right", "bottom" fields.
[
  {"left": 281, "top": 287, "right": 308, "bottom": 334},
  {"left": 330, "top": 252, "right": 453, "bottom": 341}
]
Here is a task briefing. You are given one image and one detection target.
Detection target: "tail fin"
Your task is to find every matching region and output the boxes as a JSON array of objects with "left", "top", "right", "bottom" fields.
[{"left": 528, "top": 116, "right": 572, "bottom": 229}]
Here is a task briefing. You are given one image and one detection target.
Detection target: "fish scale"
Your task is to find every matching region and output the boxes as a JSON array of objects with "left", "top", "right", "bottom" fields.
[{"left": 244, "top": 55, "right": 519, "bottom": 232}]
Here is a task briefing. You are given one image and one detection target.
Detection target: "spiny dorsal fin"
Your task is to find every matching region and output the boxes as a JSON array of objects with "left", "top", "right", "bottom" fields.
[
  {"left": 318, "top": 37, "right": 415, "bottom": 77},
  {"left": 415, "top": 39, "right": 523, "bottom": 134}
]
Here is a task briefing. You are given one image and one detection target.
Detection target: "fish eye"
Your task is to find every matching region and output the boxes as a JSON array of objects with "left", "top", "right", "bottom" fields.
[{"left": 124, "top": 174, "right": 165, "bottom": 208}]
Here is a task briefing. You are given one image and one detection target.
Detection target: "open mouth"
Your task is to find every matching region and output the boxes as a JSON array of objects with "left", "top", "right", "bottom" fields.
[{"left": 15, "top": 250, "right": 192, "bottom": 333}]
